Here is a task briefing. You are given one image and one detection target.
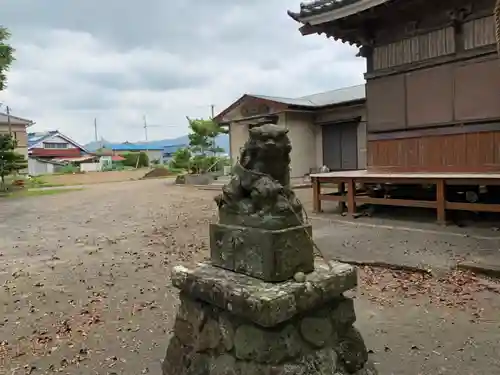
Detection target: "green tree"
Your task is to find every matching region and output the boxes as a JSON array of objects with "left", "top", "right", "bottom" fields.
[
  {"left": 122, "top": 152, "right": 149, "bottom": 168},
  {"left": 169, "top": 147, "right": 191, "bottom": 170},
  {"left": 186, "top": 117, "right": 228, "bottom": 156},
  {"left": 0, "top": 26, "right": 15, "bottom": 90},
  {"left": 0, "top": 134, "right": 27, "bottom": 190}
]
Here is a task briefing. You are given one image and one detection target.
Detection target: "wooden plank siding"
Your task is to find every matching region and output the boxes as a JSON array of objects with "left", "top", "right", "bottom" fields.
[
  {"left": 463, "top": 16, "right": 496, "bottom": 50},
  {"left": 367, "top": 131, "right": 500, "bottom": 173},
  {"left": 373, "top": 27, "right": 455, "bottom": 70},
  {"left": 363, "top": 0, "right": 499, "bottom": 173}
]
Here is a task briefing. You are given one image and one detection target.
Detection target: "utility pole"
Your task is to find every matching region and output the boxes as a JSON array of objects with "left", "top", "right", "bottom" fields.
[
  {"left": 94, "top": 117, "right": 98, "bottom": 143},
  {"left": 143, "top": 115, "right": 149, "bottom": 163},
  {"left": 138, "top": 116, "right": 176, "bottom": 166},
  {"left": 6, "top": 105, "right": 12, "bottom": 135},
  {"left": 210, "top": 105, "right": 216, "bottom": 156},
  {"left": 142, "top": 115, "right": 148, "bottom": 167}
]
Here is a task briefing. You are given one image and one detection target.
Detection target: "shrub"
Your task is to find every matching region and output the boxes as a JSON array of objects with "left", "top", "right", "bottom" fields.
[
  {"left": 122, "top": 152, "right": 149, "bottom": 168},
  {"left": 59, "top": 165, "right": 79, "bottom": 174},
  {"left": 169, "top": 148, "right": 191, "bottom": 170}
]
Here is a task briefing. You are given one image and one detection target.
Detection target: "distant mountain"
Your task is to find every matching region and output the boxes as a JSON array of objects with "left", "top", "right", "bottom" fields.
[{"left": 85, "top": 134, "right": 229, "bottom": 153}]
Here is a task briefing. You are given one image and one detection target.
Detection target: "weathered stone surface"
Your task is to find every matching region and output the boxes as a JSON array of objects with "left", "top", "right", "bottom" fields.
[
  {"left": 163, "top": 293, "right": 377, "bottom": 375},
  {"left": 178, "top": 295, "right": 206, "bottom": 329},
  {"left": 234, "top": 324, "right": 302, "bottom": 363},
  {"left": 331, "top": 297, "right": 356, "bottom": 329},
  {"left": 300, "top": 317, "right": 333, "bottom": 348},
  {"left": 210, "top": 354, "right": 237, "bottom": 375},
  {"left": 234, "top": 361, "right": 270, "bottom": 375},
  {"left": 162, "top": 120, "right": 377, "bottom": 375},
  {"left": 162, "top": 337, "right": 209, "bottom": 375},
  {"left": 210, "top": 223, "right": 314, "bottom": 282},
  {"left": 214, "top": 122, "right": 305, "bottom": 231},
  {"left": 174, "top": 318, "right": 199, "bottom": 347},
  {"left": 171, "top": 260, "right": 357, "bottom": 327},
  {"left": 355, "top": 360, "right": 378, "bottom": 375},
  {"left": 337, "top": 327, "right": 369, "bottom": 373},
  {"left": 198, "top": 318, "right": 222, "bottom": 351},
  {"left": 300, "top": 348, "right": 338, "bottom": 374},
  {"left": 218, "top": 314, "right": 235, "bottom": 351},
  {"left": 162, "top": 337, "right": 189, "bottom": 375}
]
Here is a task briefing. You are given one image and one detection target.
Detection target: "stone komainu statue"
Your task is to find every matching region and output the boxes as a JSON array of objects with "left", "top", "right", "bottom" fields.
[{"left": 215, "top": 122, "right": 303, "bottom": 228}]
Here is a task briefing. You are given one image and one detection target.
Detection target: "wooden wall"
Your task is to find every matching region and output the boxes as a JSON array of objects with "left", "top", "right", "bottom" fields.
[
  {"left": 364, "top": 1, "right": 500, "bottom": 173},
  {"left": 367, "top": 54, "right": 500, "bottom": 132},
  {"left": 368, "top": 128, "right": 500, "bottom": 172},
  {"left": 372, "top": 27, "right": 455, "bottom": 70}
]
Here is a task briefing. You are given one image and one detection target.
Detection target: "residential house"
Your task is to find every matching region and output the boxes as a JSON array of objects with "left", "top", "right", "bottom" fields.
[
  {"left": 28, "top": 130, "right": 90, "bottom": 160},
  {"left": 214, "top": 85, "right": 366, "bottom": 180},
  {"left": 93, "top": 149, "right": 126, "bottom": 170},
  {"left": 99, "top": 142, "right": 164, "bottom": 164},
  {"left": 0, "top": 112, "right": 34, "bottom": 158},
  {"left": 27, "top": 130, "right": 91, "bottom": 175},
  {"left": 27, "top": 158, "right": 66, "bottom": 176}
]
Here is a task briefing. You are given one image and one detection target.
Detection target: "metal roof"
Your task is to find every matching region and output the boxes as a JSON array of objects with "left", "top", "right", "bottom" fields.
[
  {"left": 214, "top": 84, "right": 365, "bottom": 123},
  {"left": 164, "top": 144, "right": 188, "bottom": 153},
  {"left": 53, "top": 155, "right": 98, "bottom": 163},
  {"left": 28, "top": 131, "right": 58, "bottom": 147},
  {"left": 251, "top": 84, "right": 365, "bottom": 108},
  {"left": 28, "top": 130, "right": 90, "bottom": 153},
  {"left": 0, "top": 112, "right": 34, "bottom": 125},
  {"left": 103, "top": 142, "right": 164, "bottom": 151}
]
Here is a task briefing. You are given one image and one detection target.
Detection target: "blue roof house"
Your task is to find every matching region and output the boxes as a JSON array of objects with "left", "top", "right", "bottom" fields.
[{"left": 163, "top": 144, "right": 188, "bottom": 162}]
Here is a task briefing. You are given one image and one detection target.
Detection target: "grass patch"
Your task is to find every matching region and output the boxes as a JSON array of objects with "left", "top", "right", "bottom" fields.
[{"left": 0, "top": 188, "right": 84, "bottom": 199}]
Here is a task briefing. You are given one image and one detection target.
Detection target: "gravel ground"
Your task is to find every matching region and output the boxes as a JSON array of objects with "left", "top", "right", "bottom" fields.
[{"left": 1, "top": 179, "right": 500, "bottom": 375}]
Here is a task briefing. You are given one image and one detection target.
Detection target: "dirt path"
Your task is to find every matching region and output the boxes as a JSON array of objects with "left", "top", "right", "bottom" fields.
[
  {"left": 1, "top": 180, "right": 499, "bottom": 374},
  {"left": 39, "top": 169, "right": 150, "bottom": 186}
]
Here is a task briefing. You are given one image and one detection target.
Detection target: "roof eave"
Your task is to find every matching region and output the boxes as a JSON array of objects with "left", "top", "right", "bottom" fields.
[
  {"left": 288, "top": 0, "right": 391, "bottom": 26},
  {"left": 315, "top": 98, "right": 366, "bottom": 110},
  {"left": 28, "top": 130, "right": 90, "bottom": 153},
  {"left": 214, "top": 94, "right": 293, "bottom": 124}
]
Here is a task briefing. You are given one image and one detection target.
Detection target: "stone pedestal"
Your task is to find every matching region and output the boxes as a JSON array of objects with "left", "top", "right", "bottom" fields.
[
  {"left": 210, "top": 223, "right": 314, "bottom": 282},
  {"left": 162, "top": 261, "right": 377, "bottom": 375}
]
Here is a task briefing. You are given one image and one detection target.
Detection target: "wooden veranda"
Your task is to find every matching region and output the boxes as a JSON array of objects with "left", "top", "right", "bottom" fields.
[{"left": 311, "top": 171, "right": 500, "bottom": 224}]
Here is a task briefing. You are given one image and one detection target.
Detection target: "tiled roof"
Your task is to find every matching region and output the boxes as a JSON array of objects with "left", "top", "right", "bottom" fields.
[
  {"left": 288, "top": 0, "right": 392, "bottom": 23},
  {"left": 251, "top": 84, "right": 365, "bottom": 108},
  {"left": 288, "top": 0, "right": 359, "bottom": 20}
]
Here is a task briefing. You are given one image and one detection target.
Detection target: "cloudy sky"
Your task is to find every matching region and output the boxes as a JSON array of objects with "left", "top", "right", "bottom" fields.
[{"left": 0, "top": 0, "right": 365, "bottom": 144}]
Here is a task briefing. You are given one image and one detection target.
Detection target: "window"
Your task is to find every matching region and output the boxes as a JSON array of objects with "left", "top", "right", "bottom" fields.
[{"left": 44, "top": 142, "right": 68, "bottom": 149}]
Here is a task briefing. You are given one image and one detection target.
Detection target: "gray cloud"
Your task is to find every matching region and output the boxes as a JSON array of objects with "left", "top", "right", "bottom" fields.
[{"left": 0, "top": 0, "right": 365, "bottom": 143}]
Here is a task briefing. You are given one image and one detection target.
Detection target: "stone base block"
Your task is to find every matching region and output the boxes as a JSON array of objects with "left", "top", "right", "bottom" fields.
[
  {"left": 162, "top": 292, "right": 377, "bottom": 375},
  {"left": 171, "top": 260, "right": 357, "bottom": 327},
  {"left": 209, "top": 223, "right": 314, "bottom": 282}
]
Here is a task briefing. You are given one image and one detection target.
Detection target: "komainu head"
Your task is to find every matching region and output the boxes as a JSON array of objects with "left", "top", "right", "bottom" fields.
[{"left": 239, "top": 123, "right": 291, "bottom": 186}]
